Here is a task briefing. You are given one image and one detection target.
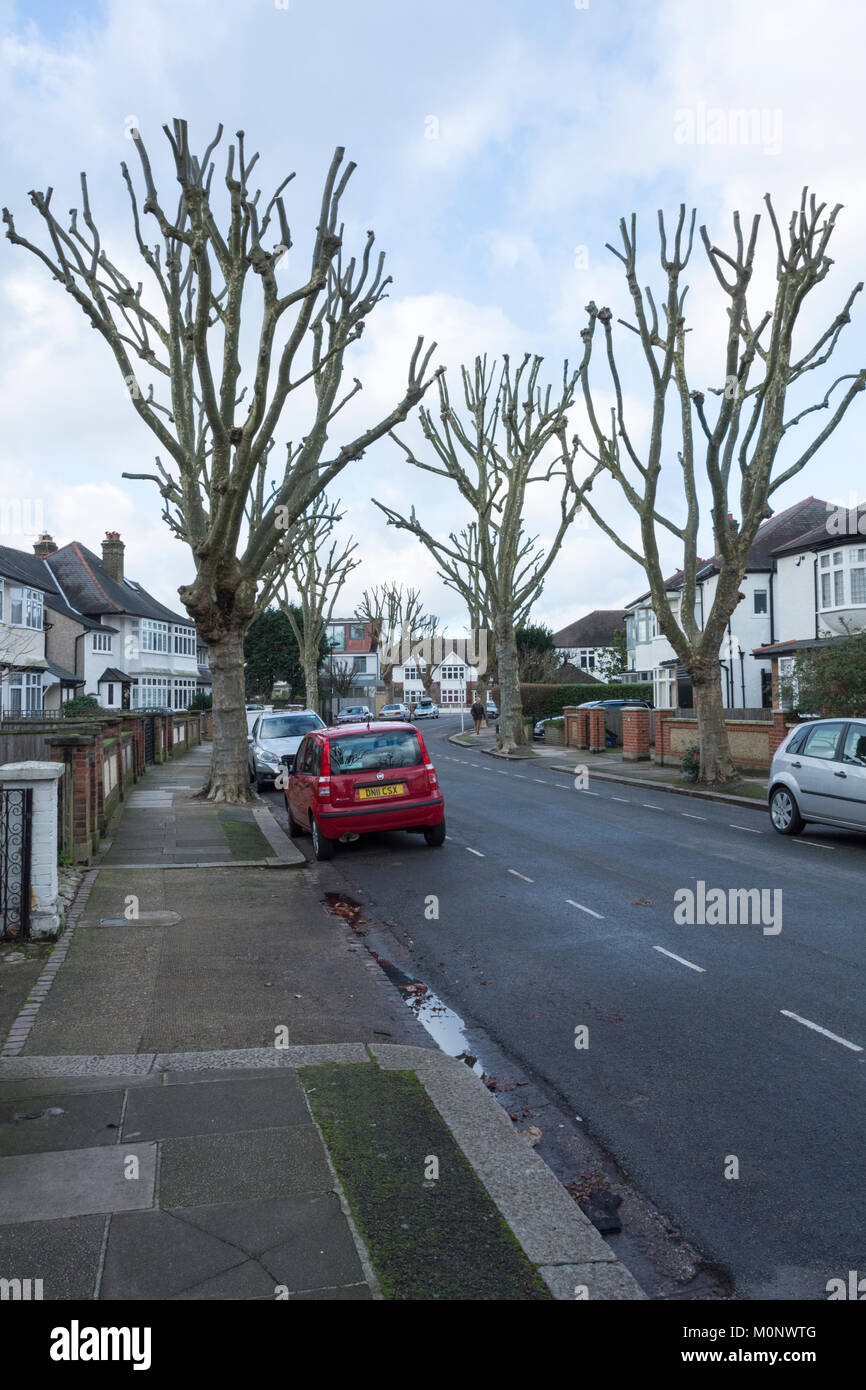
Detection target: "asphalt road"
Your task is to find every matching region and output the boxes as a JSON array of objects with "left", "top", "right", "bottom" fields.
[{"left": 267, "top": 714, "right": 866, "bottom": 1300}]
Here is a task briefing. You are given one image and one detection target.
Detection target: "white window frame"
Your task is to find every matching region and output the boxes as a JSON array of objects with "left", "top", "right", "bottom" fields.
[
  {"left": 8, "top": 586, "right": 43, "bottom": 630},
  {"left": 93, "top": 630, "right": 112, "bottom": 653},
  {"left": 172, "top": 678, "right": 197, "bottom": 710},
  {"left": 140, "top": 619, "right": 169, "bottom": 654},
  {"left": 7, "top": 671, "right": 43, "bottom": 711},
  {"left": 172, "top": 626, "right": 196, "bottom": 657},
  {"left": 753, "top": 589, "right": 768, "bottom": 615}
]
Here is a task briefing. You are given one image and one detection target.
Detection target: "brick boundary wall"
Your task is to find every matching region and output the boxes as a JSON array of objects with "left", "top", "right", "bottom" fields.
[{"left": 656, "top": 708, "right": 790, "bottom": 770}]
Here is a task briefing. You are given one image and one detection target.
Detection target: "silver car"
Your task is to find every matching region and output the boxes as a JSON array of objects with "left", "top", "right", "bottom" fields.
[
  {"left": 378, "top": 701, "right": 412, "bottom": 721},
  {"left": 768, "top": 717, "right": 866, "bottom": 835},
  {"left": 413, "top": 698, "right": 439, "bottom": 719},
  {"left": 248, "top": 709, "right": 325, "bottom": 789}
]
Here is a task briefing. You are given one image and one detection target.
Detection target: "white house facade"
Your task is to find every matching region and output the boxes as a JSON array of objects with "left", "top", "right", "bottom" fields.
[{"left": 624, "top": 497, "right": 832, "bottom": 710}]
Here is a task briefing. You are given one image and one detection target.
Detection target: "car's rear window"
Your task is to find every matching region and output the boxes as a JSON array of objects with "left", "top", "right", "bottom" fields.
[
  {"left": 260, "top": 714, "right": 322, "bottom": 739},
  {"left": 329, "top": 729, "right": 424, "bottom": 771}
]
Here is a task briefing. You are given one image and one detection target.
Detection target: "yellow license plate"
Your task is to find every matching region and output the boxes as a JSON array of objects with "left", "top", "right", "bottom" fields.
[{"left": 358, "top": 783, "right": 407, "bottom": 800}]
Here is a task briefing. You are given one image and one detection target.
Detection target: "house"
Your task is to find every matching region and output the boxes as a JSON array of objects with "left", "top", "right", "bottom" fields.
[
  {"left": 392, "top": 638, "right": 479, "bottom": 708},
  {"left": 0, "top": 545, "right": 83, "bottom": 712},
  {"left": 0, "top": 531, "right": 209, "bottom": 713},
  {"left": 752, "top": 500, "right": 866, "bottom": 707},
  {"left": 553, "top": 610, "right": 627, "bottom": 675},
  {"left": 625, "top": 498, "right": 831, "bottom": 710},
  {"left": 324, "top": 618, "right": 381, "bottom": 703}
]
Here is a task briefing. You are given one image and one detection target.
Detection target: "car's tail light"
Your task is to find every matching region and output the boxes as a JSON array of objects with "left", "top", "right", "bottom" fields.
[
  {"left": 320, "top": 744, "right": 331, "bottom": 775},
  {"left": 425, "top": 762, "right": 438, "bottom": 790},
  {"left": 317, "top": 777, "right": 331, "bottom": 801}
]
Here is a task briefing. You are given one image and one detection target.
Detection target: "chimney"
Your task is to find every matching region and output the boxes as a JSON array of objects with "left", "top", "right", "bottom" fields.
[
  {"left": 102, "top": 531, "right": 125, "bottom": 583},
  {"left": 33, "top": 533, "right": 58, "bottom": 557}
]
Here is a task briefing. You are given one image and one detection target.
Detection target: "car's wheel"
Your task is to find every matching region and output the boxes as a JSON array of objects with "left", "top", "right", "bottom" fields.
[
  {"left": 769, "top": 785, "right": 805, "bottom": 836},
  {"left": 424, "top": 819, "right": 446, "bottom": 847},
  {"left": 255, "top": 772, "right": 269, "bottom": 792},
  {"left": 311, "top": 815, "right": 335, "bottom": 860}
]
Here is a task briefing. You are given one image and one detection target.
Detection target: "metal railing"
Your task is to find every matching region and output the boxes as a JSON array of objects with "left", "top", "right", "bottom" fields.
[{"left": 1, "top": 786, "right": 32, "bottom": 941}]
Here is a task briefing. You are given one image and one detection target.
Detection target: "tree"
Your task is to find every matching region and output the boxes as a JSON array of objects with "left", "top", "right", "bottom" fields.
[
  {"left": 780, "top": 630, "right": 866, "bottom": 717},
  {"left": 376, "top": 355, "right": 584, "bottom": 752},
  {"left": 574, "top": 192, "right": 866, "bottom": 783},
  {"left": 594, "top": 628, "right": 628, "bottom": 682},
  {"left": 4, "top": 118, "right": 439, "bottom": 800},
  {"left": 261, "top": 493, "right": 360, "bottom": 714},
  {"left": 244, "top": 606, "right": 304, "bottom": 701},
  {"left": 356, "top": 584, "right": 437, "bottom": 701},
  {"left": 516, "top": 624, "right": 559, "bottom": 682}
]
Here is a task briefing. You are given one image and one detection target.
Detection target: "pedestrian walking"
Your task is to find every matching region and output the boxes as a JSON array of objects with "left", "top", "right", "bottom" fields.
[{"left": 471, "top": 697, "right": 484, "bottom": 735}]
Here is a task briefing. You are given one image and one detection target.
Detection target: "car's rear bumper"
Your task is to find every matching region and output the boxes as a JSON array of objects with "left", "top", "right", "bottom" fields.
[{"left": 316, "top": 794, "right": 445, "bottom": 838}]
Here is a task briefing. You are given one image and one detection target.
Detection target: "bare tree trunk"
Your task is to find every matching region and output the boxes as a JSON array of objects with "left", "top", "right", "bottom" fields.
[
  {"left": 302, "top": 650, "right": 320, "bottom": 714},
  {"left": 690, "top": 665, "right": 737, "bottom": 784},
  {"left": 494, "top": 615, "right": 526, "bottom": 752},
  {"left": 205, "top": 627, "right": 251, "bottom": 802}
]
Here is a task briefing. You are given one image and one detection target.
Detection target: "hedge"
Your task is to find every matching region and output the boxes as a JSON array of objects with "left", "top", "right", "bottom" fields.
[{"left": 489, "top": 681, "right": 653, "bottom": 720}]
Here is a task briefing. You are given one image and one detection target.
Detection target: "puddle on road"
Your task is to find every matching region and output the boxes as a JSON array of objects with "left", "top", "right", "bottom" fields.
[{"left": 368, "top": 950, "right": 485, "bottom": 1077}]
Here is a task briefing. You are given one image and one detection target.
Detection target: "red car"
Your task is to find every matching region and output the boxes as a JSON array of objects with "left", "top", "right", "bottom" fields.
[{"left": 284, "top": 721, "right": 446, "bottom": 861}]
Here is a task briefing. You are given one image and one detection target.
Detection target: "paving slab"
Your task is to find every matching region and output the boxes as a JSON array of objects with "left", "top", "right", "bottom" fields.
[
  {"left": 121, "top": 1073, "right": 309, "bottom": 1141},
  {"left": 0, "top": 1214, "right": 105, "bottom": 1299},
  {"left": 157, "top": 1126, "right": 332, "bottom": 1209},
  {"left": 0, "top": 1089, "right": 126, "bottom": 1155},
  {"left": 0, "top": 1142, "right": 157, "bottom": 1223}
]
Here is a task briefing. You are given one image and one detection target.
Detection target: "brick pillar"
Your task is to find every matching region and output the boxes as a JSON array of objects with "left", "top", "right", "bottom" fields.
[
  {"left": 588, "top": 707, "right": 606, "bottom": 752},
  {"left": 769, "top": 709, "right": 790, "bottom": 757},
  {"left": 563, "top": 706, "right": 578, "bottom": 747},
  {"left": 165, "top": 711, "right": 175, "bottom": 756},
  {"left": 655, "top": 709, "right": 673, "bottom": 766},
  {"left": 205, "top": 710, "right": 213, "bottom": 740},
  {"left": 48, "top": 731, "right": 98, "bottom": 863},
  {"left": 0, "top": 762, "right": 64, "bottom": 937},
  {"left": 622, "top": 705, "right": 650, "bottom": 761}
]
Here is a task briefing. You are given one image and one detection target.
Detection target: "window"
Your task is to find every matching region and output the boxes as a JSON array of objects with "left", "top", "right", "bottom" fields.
[
  {"left": 851, "top": 550, "right": 866, "bottom": 604},
  {"left": 842, "top": 724, "right": 866, "bottom": 766},
  {"left": 785, "top": 725, "right": 811, "bottom": 755},
  {"left": 93, "top": 631, "right": 112, "bottom": 652},
  {"left": 173, "top": 626, "right": 196, "bottom": 657},
  {"left": 141, "top": 620, "right": 169, "bottom": 653},
  {"left": 106, "top": 683, "right": 115, "bottom": 705},
  {"left": 134, "top": 675, "right": 170, "bottom": 708},
  {"left": 9, "top": 586, "right": 43, "bottom": 629},
  {"left": 172, "top": 678, "right": 197, "bottom": 710},
  {"left": 349, "top": 624, "right": 366, "bottom": 642},
  {"left": 440, "top": 664, "right": 465, "bottom": 680},
  {"left": 328, "top": 626, "right": 346, "bottom": 651},
  {"left": 8, "top": 672, "right": 42, "bottom": 711},
  {"left": 754, "top": 590, "right": 768, "bottom": 615},
  {"left": 329, "top": 728, "right": 424, "bottom": 771},
  {"left": 403, "top": 665, "right": 419, "bottom": 681},
  {"left": 802, "top": 722, "right": 844, "bottom": 760},
  {"left": 352, "top": 656, "right": 367, "bottom": 672},
  {"left": 259, "top": 714, "right": 324, "bottom": 739}
]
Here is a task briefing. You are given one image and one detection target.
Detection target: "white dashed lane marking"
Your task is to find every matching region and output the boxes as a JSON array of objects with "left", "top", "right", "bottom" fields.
[
  {"left": 566, "top": 900, "right": 604, "bottom": 919},
  {"left": 780, "top": 1010, "right": 862, "bottom": 1053},
  {"left": 682, "top": 813, "right": 706, "bottom": 821},
  {"left": 508, "top": 869, "right": 534, "bottom": 882},
  {"left": 729, "top": 824, "right": 763, "bottom": 834},
  {"left": 466, "top": 847, "right": 485, "bottom": 857},
  {"left": 653, "top": 946, "right": 705, "bottom": 973}
]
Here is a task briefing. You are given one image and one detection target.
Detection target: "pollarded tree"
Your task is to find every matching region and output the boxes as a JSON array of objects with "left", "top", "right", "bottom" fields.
[
  {"left": 3, "top": 119, "right": 438, "bottom": 800},
  {"left": 575, "top": 191, "right": 866, "bottom": 783},
  {"left": 356, "top": 584, "right": 438, "bottom": 701},
  {"left": 260, "top": 493, "right": 360, "bottom": 714},
  {"left": 375, "top": 355, "right": 587, "bottom": 752}
]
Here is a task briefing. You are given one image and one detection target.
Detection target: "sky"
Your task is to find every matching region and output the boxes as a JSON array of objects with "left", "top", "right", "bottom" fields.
[{"left": 1, "top": 0, "right": 866, "bottom": 636}]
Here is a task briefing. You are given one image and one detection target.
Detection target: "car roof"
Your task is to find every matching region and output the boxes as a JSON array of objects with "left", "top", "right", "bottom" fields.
[{"left": 318, "top": 720, "right": 420, "bottom": 735}]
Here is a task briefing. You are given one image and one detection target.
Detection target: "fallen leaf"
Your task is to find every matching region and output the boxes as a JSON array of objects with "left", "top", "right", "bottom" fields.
[
  {"left": 632, "top": 897, "right": 652, "bottom": 906},
  {"left": 517, "top": 1125, "right": 542, "bottom": 1146}
]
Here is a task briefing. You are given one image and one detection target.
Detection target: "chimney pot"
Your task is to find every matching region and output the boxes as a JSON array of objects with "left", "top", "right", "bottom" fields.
[{"left": 33, "top": 533, "right": 58, "bottom": 557}]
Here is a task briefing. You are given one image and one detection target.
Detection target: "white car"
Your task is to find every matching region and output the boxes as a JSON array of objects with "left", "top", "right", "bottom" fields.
[
  {"left": 248, "top": 708, "right": 325, "bottom": 789},
  {"left": 378, "top": 701, "right": 412, "bottom": 721},
  {"left": 413, "top": 698, "right": 439, "bottom": 719}
]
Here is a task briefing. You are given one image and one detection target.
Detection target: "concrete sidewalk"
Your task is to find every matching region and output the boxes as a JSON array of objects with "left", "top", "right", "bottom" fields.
[{"left": 0, "top": 745, "right": 645, "bottom": 1300}]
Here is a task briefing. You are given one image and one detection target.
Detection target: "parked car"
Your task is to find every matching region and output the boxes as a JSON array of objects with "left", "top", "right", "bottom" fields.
[
  {"left": 335, "top": 705, "right": 373, "bottom": 724},
  {"left": 576, "top": 698, "right": 653, "bottom": 710},
  {"left": 285, "top": 721, "right": 446, "bottom": 860},
  {"left": 533, "top": 716, "right": 564, "bottom": 740},
  {"left": 378, "top": 701, "right": 412, "bottom": 721},
  {"left": 486, "top": 699, "right": 498, "bottom": 719},
  {"left": 248, "top": 709, "right": 325, "bottom": 789},
  {"left": 413, "top": 698, "right": 439, "bottom": 719},
  {"left": 768, "top": 717, "right": 866, "bottom": 836},
  {"left": 246, "top": 703, "right": 272, "bottom": 735}
]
